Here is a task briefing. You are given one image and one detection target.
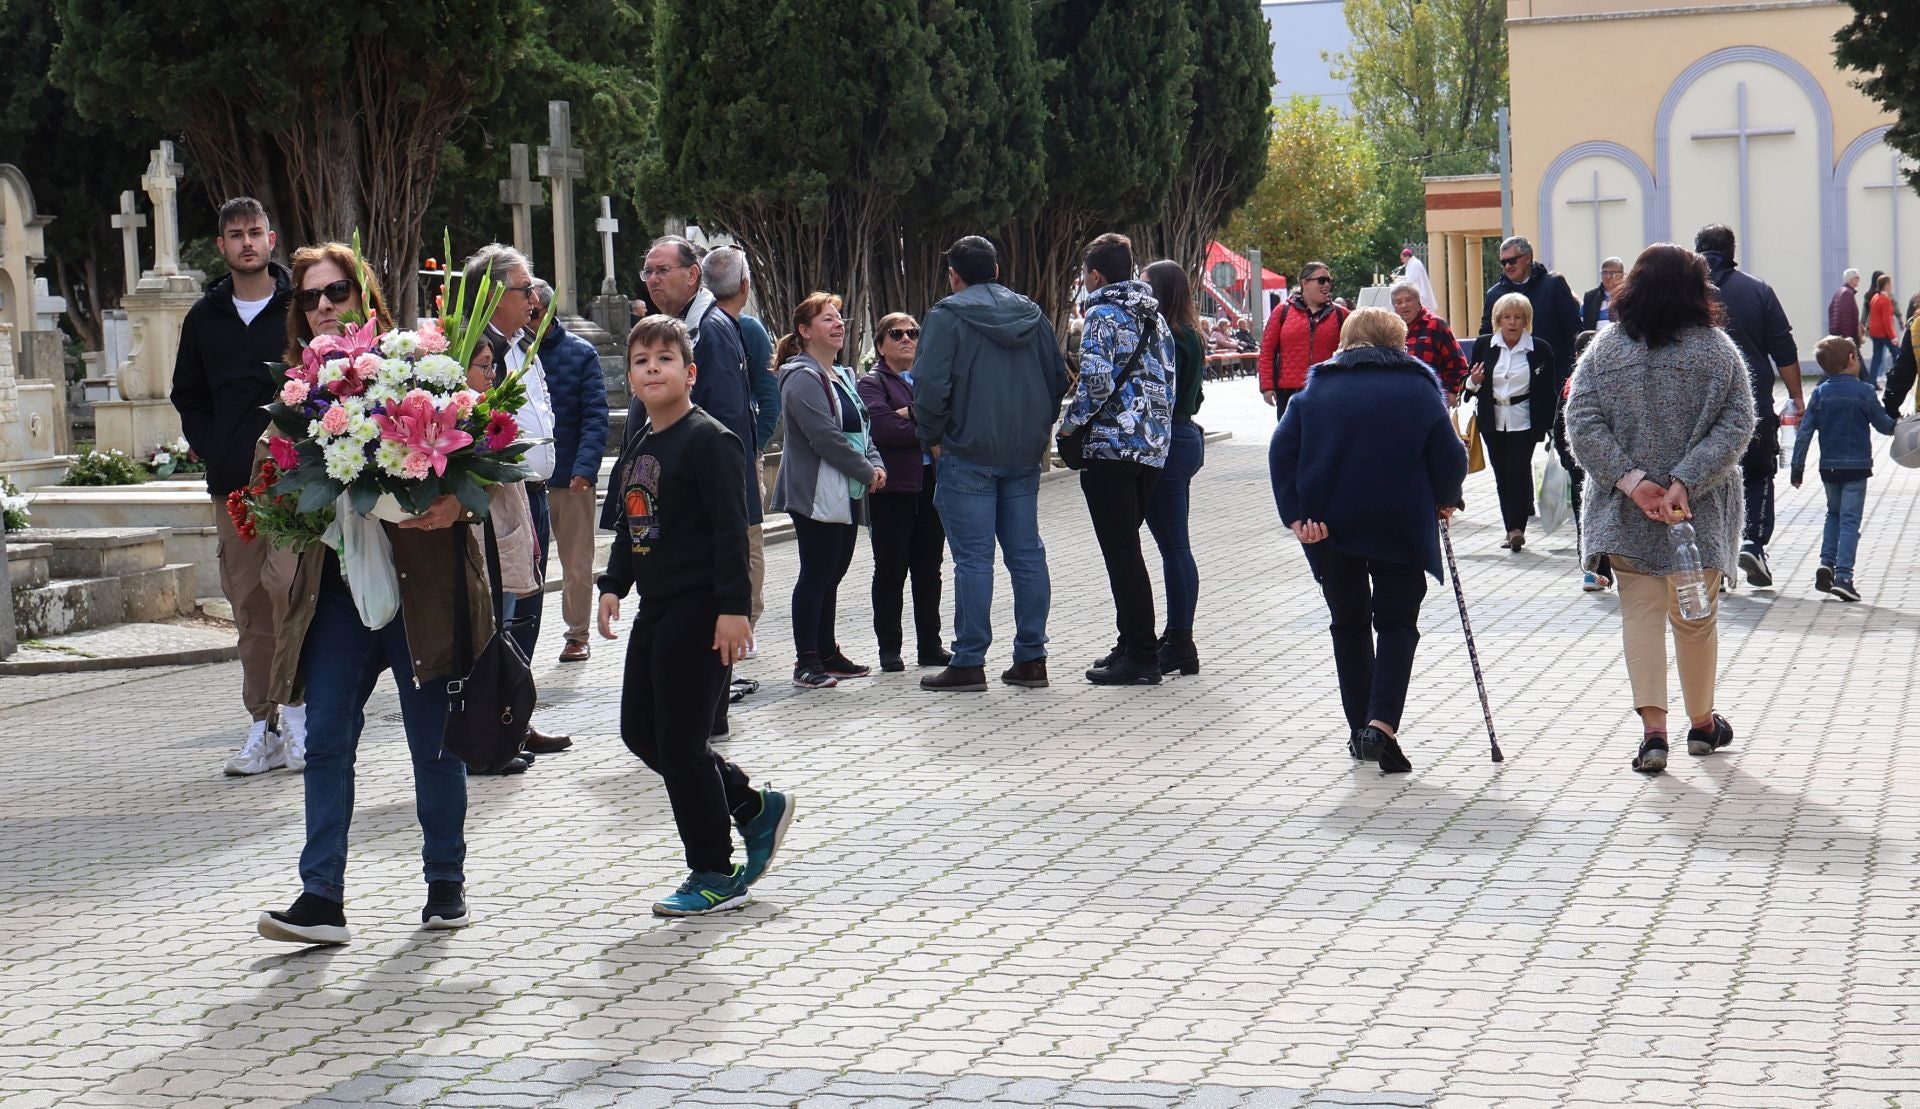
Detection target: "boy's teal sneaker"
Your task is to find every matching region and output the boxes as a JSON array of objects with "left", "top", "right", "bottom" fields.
[
  {"left": 652, "top": 866, "right": 749, "bottom": 917},
  {"left": 740, "top": 789, "right": 796, "bottom": 886}
]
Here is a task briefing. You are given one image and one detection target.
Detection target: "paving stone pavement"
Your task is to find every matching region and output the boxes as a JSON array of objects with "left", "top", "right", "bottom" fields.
[{"left": 3, "top": 379, "right": 1918, "bottom": 1108}]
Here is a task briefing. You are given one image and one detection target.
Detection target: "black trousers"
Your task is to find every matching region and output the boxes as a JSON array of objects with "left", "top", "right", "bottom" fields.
[
  {"left": 868, "top": 466, "right": 946, "bottom": 658},
  {"left": 1552, "top": 412, "right": 1611, "bottom": 578},
  {"left": 1311, "top": 546, "right": 1428, "bottom": 733},
  {"left": 789, "top": 513, "right": 859, "bottom": 658},
  {"left": 1742, "top": 413, "right": 1780, "bottom": 548},
  {"left": 1274, "top": 387, "right": 1303, "bottom": 421},
  {"left": 1080, "top": 458, "right": 1162, "bottom": 660},
  {"left": 620, "top": 592, "right": 758, "bottom": 874},
  {"left": 1480, "top": 425, "right": 1541, "bottom": 532}
]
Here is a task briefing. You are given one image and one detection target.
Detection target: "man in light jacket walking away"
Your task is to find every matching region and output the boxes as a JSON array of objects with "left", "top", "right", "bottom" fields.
[
  {"left": 1062, "top": 233, "right": 1174, "bottom": 686},
  {"left": 912, "top": 235, "right": 1070, "bottom": 692}
]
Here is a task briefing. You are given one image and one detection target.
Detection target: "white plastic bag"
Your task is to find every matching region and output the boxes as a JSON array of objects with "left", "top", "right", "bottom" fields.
[
  {"left": 327, "top": 492, "right": 401, "bottom": 628},
  {"left": 1535, "top": 445, "right": 1572, "bottom": 537},
  {"left": 809, "top": 458, "right": 853, "bottom": 524}
]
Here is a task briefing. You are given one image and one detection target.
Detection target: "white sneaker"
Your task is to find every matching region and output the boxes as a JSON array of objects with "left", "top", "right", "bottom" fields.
[
  {"left": 224, "top": 721, "right": 287, "bottom": 777},
  {"left": 280, "top": 705, "right": 308, "bottom": 772}
]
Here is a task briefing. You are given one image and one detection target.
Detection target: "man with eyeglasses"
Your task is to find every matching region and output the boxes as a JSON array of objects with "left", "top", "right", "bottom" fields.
[
  {"left": 1582, "top": 257, "right": 1625, "bottom": 332},
  {"left": 171, "top": 196, "right": 307, "bottom": 777},
  {"left": 1257, "top": 261, "right": 1347, "bottom": 420},
  {"left": 1477, "top": 235, "right": 1582, "bottom": 381}
]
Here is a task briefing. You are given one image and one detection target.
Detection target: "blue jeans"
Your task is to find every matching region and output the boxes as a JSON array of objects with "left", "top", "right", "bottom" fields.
[
  {"left": 1144, "top": 420, "right": 1205, "bottom": 634},
  {"left": 1820, "top": 478, "right": 1868, "bottom": 578},
  {"left": 1872, "top": 337, "right": 1896, "bottom": 385},
  {"left": 932, "top": 453, "right": 1050, "bottom": 667},
  {"left": 297, "top": 555, "right": 467, "bottom": 901}
]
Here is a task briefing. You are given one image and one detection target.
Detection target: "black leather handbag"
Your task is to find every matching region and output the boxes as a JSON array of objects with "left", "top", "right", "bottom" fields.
[
  {"left": 441, "top": 517, "right": 536, "bottom": 774},
  {"left": 1057, "top": 312, "right": 1156, "bottom": 470}
]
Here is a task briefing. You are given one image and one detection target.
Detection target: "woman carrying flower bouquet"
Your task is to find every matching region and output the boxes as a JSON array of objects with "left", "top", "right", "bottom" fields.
[{"left": 256, "top": 243, "right": 495, "bottom": 946}]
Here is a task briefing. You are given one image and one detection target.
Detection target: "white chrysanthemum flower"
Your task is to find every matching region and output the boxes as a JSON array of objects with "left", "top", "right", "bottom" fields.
[
  {"left": 324, "top": 438, "right": 366, "bottom": 482},
  {"left": 375, "top": 438, "right": 411, "bottom": 477},
  {"left": 378, "top": 357, "right": 412, "bottom": 386},
  {"left": 364, "top": 381, "right": 403, "bottom": 409},
  {"left": 307, "top": 418, "right": 327, "bottom": 441},
  {"left": 346, "top": 411, "right": 379, "bottom": 443},
  {"left": 415, "top": 353, "right": 465, "bottom": 388},
  {"left": 380, "top": 331, "right": 421, "bottom": 358},
  {"left": 317, "top": 361, "right": 347, "bottom": 388}
]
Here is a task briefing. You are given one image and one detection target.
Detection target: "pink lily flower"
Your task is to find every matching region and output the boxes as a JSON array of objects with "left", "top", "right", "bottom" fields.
[{"left": 373, "top": 390, "right": 473, "bottom": 477}]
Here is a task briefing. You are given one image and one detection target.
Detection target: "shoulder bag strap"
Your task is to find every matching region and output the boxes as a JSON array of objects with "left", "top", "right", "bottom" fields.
[{"left": 449, "top": 516, "right": 508, "bottom": 682}]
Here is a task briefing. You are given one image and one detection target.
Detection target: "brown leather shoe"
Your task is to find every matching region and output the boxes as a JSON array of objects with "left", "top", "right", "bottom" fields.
[
  {"left": 559, "top": 641, "right": 591, "bottom": 663},
  {"left": 919, "top": 665, "right": 988, "bottom": 692},
  {"left": 1000, "top": 659, "right": 1049, "bottom": 688},
  {"left": 523, "top": 725, "right": 573, "bottom": 754}
]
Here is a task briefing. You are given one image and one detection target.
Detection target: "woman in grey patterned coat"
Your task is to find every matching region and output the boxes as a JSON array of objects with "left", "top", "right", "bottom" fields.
[{"left": 1566, "top": 244, "right": 1756, "bottom": 774}]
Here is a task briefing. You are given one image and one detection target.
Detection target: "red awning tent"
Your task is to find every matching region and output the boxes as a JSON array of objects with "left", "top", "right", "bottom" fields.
[{"left": 1201, "top": 241, "right": 1285, "bottom": 319}]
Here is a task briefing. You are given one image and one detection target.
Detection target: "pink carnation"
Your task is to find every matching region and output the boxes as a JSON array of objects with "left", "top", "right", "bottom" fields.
[
  {"left": 280, "top": 379, "right": 310, "bottom": 406},
  {"left": 401, "top": 452, "right": 432, "bottom": 480},
  {"left": 267, "top": 435, "right": 299, "bottom": 470},
  {"left": 484, "top": 410, "right": 520, "bottom": 452},
  {"left": 449, "top": 390, "right": 481, "bottom": 417},
  {"left": 353, "top": 351, "right": 383, "bottom": 378},
  {"left": 416, "top": 321, "right": 449, "bottom": 355},
  {"left": 320, "top": 405, "right": 351, "bottom": 436}
]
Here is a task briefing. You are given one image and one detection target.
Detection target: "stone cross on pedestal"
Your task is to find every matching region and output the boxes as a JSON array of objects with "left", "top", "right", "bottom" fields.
[
  {"left": 110, "top": 190, "right": 146, "bottom": 285},
  {"left": 595, "top": 196, "right": 620, "bottom": 296},
  {"left": 498, "top": 143, "right": 545, "bottom": 258},
  {"left": 140, "top": 141, "right": 185, "bottom": 278},
  {"left": 537, "top": 100, "right": 586, "bottom": 316},
  {"left": 1690, "top": 82, "right": 1795, "bottom": 272}
]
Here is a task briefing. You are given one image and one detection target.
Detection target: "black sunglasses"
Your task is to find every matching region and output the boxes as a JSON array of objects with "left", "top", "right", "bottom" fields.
[
  {"left": 296, "top": 279, "right": 354, "bottom": 311},
  {"left": 1499, "top": 254, "right": 1527, "bottom": 268},
  {"left": 887, "top": 328, "right": 921, "bottom": 341},
  {"left": 1305, "top": 274, "right": 1333, "bottom": 286}
]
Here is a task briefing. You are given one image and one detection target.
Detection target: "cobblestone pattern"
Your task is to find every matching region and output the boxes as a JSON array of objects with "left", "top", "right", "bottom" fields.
[{"left": 1, "top": 382, "right": 1917, "bottom": 1107}]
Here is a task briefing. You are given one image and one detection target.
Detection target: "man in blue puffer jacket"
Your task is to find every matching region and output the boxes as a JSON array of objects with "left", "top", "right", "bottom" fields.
[{"left": 531, "top": 281, "right": 611, "bottom": 663}]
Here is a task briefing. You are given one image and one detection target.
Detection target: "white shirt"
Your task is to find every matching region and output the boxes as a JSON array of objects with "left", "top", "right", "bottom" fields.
[
  {"left": 233, "top": 294, "right": 272, "bottom": 326},
  {"left": 501, "top": 332, "right": 558, "bottom": 481},
  {"left": 1490, "top": 332, "right": 1534, "bottom": 433}
]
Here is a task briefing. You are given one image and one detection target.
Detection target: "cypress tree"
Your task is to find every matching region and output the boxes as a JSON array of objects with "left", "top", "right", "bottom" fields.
[{"left": 1836, "top": 2, "right": 1920, "bottom": 185}]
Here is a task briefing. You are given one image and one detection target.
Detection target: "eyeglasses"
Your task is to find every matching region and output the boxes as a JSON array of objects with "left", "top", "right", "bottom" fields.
[
  {"left": 296, "top": 280, "right": 354, "bottom": 311},
  {"left": 1306, "top": 275, "right": 1333, "bottom": 286},
  {"left": 504, "top": 283, "right": 535, "bottom": 295},
  {"left": 1499, "top": 254, "right": 1528, "bottom": 268},
  {"left": 887, "top": 328, "right": 921, "bottom": 341},
  {"left": 1601, "top": 269, "right": 1624, "bottom": 278},
  {"left": 641, "top": 264, "right": 690, "bottom": 280}
]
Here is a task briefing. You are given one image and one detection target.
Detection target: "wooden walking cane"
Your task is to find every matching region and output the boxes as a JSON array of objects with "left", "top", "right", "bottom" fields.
[{"left": 1440, "top": 518, "right": 1504, "bottom": 763}]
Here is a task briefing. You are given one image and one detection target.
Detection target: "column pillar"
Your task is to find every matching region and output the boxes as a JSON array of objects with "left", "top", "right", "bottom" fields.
[
  {"left": 1428, "top": 232, "right": 1449, "bottom": 325},
  {"left": 1448, "top": 233, "right": 1472, "bottom": 331},
  {"left": 1465, "top": 236, "right": 1487, "bottom": 332}
]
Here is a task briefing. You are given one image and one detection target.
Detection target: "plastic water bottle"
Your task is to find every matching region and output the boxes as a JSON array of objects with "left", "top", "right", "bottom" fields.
[{"left": 1669, "top": 517, "right": 1712, "bottom": 621}]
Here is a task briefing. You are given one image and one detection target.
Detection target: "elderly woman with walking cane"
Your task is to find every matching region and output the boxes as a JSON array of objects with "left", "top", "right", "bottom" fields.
[
  {"left": 1566, "top": 243, "right": 1755, "bottom": 774},
  {"left": 1270, "top": 308, "right": 1470, "bottom": 774}
]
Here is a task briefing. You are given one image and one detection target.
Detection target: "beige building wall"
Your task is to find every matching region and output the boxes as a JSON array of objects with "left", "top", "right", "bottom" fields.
[{"left": 1505, "top": 0, "right": 1903, "bottom": 359}]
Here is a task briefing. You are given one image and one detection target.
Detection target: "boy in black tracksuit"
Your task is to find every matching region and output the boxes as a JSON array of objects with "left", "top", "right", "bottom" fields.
[{"left": 598, "top": 315, "right": 794, "bottom": 917}]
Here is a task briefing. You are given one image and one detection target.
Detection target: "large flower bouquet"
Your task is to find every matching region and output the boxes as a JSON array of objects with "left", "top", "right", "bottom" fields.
[{"left": 242, "top": 241, "right": 553, "bottom": 544}]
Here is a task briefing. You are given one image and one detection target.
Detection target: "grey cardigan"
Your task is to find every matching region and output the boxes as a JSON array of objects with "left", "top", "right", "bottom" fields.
[
  {"left": 1565, "top": 324, "right": 1756, "bottom": 577},
  {"left": 769, "top": 354, "right": 883, "bottom": 525}
]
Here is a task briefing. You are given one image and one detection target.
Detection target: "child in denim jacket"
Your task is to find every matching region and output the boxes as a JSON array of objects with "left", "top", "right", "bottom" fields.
[{"left": 1790, "top": 336, "right": 1895, "bottom": 601}]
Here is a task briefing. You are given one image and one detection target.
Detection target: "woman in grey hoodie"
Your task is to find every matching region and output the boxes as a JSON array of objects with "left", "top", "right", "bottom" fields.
[
  {"left": 1566, "top": 244, "right": 1755, "bottom": 774},
  {"left": 767, "top": 293, "right": 886, "bottom": 689}
]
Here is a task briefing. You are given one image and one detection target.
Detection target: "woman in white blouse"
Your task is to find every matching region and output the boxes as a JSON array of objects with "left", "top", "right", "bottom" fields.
[{"left": 1466, "top": 292, "right": 1558, "bottom": 550}]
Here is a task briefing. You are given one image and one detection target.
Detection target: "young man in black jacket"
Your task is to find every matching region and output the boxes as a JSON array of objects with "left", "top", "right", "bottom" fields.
[{"left": 169, "top": 197, "right": 305, "bottom": 778}]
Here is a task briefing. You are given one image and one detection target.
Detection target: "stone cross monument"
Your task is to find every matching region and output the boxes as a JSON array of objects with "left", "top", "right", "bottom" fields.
[
  {"left": 498, "top": 143, "right": 545, "bottom": 259},
  {"left": 537, "top": 100, "right": 586, "bottom": 317},
  {"left": 96, "top": 142, "right": 202, "bottom": 457},
  {"left": 595, "top": 196, "right": 620, "bottom": 297},
  {"left": 111, "top": 191, "right": 146, "bottom": 286},
  {"left": 139, "top": 142, "right": 185, "bottom": 282}
]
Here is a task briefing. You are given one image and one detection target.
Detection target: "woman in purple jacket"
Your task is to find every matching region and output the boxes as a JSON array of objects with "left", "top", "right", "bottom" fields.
[{"left": 859, "top": 313, "right": 952, "bottom": 672}]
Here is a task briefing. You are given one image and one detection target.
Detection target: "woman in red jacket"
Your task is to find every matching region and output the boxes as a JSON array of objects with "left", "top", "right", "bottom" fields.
[
  {"left": 1259, "top": 261, "right": 1347, "bottom": 419},
  {"left": 1867, "top": 272, "right": 1896, "bottom": 387}
]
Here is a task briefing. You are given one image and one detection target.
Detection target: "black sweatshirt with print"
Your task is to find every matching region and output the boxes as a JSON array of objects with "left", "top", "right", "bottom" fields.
[{"left": 596, "top": 406, "right": 752, "bottom": 615}]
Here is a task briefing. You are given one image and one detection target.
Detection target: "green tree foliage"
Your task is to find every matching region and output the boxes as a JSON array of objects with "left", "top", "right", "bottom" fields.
[
  {"left": 874, "top": 0, "right": 1049, "bottom": 320},
  {"left": 646, "top": 0, "right": 942, "bottom": 351},
  {"left": 1004, "top": 0, "right": 1198, "bottom": 330},
  {"left": 1330, "top": 0, "right": 1507, "bottom": 274},
  {"left": 52, "top": 0, "right": 535, "bottom": 319},
  {"left": 0, "top": 0, "right": 172, "bottom": 349},
  {"left": 1223, "top": 96, "right": 1383, "bottom": 290},
  {"left": 1138, "top": 0, "right": 1275, "bottom": 270},
  {"left": 1836, "top": 2, "right": 1920, "bottom": 190}
]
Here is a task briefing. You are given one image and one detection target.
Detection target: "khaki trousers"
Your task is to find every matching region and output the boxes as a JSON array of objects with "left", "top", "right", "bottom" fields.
[
  {"left": 1614, "top": 558, "right": 1721, "bottom": 721},
  {"left": 547, "top": 484, "right": 597, "bottom": 645},
  {"left": 216, "top": 509, "right": 295, "bottom": 722},
  {"left": 748, "top": 523, "right": 766, "bottom": 626}
]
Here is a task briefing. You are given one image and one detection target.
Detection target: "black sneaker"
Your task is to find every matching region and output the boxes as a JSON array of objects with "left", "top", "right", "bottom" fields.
[
  {"left": 1739, "top": 545, "right": 1773, "bottom": 588},
  {"left": 1085, "top": 654, "right": 1162, "bottom": 686},
  {"left": 1089, "top": 638, "right": 1124, "bottom": 669},
  {"left": 258, "top": 892, "right": 350, "bottom": 946},
  {"left": 1632, "top": 734, "right": 1669, "bottom": 774},
  {"left": 1815, "top": 566, "right": 1834, "bottom": 594},
  {"left": 878, "top": 653, "right": 906, "bottom": 673},
  {"left": 1686, "top": 714, "right": 1735, "bottom": 757},
  {"left": 1831, "top": 578, "right": 1861, "bottom": 602},
  {"left": 422, "top": 880, "right": 472, "bottom": 930},
  {"left": 792, "top": 662, "right": 838, "bottom": 689},
  {"left": 820, "top": 649, "right": 871, "bottom": 678}
]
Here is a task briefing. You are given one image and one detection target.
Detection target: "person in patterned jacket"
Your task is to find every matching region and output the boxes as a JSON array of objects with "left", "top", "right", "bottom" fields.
[
  {"left": 1391, "top": 280, "right": 1470, "bottom": 402},
  {"left": 1061, "top": 232, "right": 1174, "bottom": 687}
]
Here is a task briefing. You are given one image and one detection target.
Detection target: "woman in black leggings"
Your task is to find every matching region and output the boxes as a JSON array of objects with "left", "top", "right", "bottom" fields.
[{"left": 766, "top": 292, "right": 886, "bottom": 689}]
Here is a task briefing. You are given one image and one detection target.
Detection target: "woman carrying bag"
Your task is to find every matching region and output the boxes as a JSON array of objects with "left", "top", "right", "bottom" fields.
[
  {"left": 768, "top": 293, "right": 886, "bottom": 690},
  {"left": 1465, "top": 293, "right": 1558, "bottom": 551}
]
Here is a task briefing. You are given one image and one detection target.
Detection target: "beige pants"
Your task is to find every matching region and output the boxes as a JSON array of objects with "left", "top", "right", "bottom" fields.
[
  {"left": 216, "top": 510, "right": 295, "bottom": 722},
  {"left": 547, "top": 484, "right": 597, "bottom": 645},
  {"left": 1614, "top": 558, "right": 1721, "bottom": 721},
  {"left": 748, "top": 523, "right": 766, "bottom": 626}
]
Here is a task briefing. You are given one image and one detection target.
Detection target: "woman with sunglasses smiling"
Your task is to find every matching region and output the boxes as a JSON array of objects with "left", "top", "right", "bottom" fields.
[
  {"left": 257, "top": 243, "right": 490, "bottom": 946},
  {"left": 859, "top": 313, "right": 950, "bottom": 672}
]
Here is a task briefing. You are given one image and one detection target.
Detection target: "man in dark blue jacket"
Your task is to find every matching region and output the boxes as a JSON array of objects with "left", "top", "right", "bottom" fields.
[
  {"left": 529, "top": 281, "right": 609, "bottom": 663},
  {"left": 1696, "top": 223, "right": 1805, "bottom": 588},
  {"left": 1478, "top": 236, "right": 1582, "bottom": 379}
]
